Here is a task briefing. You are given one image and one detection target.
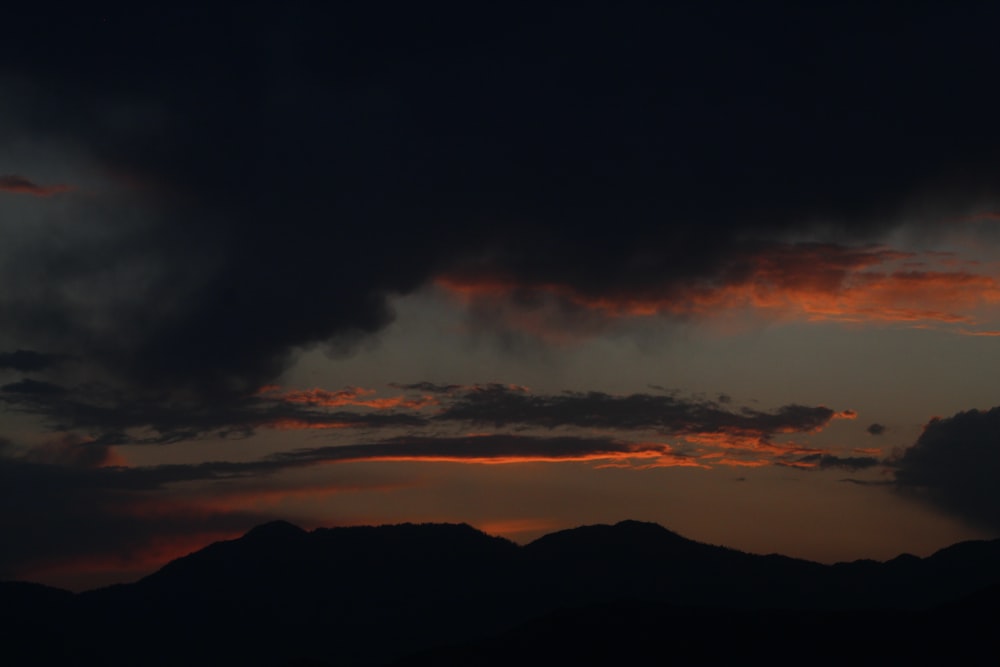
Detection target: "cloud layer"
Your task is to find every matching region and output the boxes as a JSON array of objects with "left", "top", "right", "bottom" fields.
[
  {"left": 2, "top": 4, "right": 1000, "bottom": 400},
  {"left": 437, "top": 244, "right": 1000, "bottom": 339},
  {"left": 1, "top": 378, "right": 855, "bottom": 461}
]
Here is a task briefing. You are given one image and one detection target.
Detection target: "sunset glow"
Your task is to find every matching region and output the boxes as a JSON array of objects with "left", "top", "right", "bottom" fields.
[{"left": 3, "top": 3, "right": 1000, "bottom": 598}]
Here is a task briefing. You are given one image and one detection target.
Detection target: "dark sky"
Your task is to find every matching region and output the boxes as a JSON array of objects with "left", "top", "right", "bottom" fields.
[{"left": 2, "top": 2, "right": 1000, "bottom": 590}]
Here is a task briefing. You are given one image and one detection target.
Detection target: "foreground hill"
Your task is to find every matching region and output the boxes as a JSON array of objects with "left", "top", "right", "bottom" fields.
[
  {"left": 390, "top": 595, "right": 1000, "bottom": 667},
  {"left": 2, "top": 520, "right": 1000, "bottom": 665}
]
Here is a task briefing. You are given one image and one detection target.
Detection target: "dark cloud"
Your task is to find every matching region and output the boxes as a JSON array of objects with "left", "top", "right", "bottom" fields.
[
  {"left": 1, "top": 378, "right": 67, "bottom": 395},
  {"left": 21, "top": 434, "right": 119, "bottom": 468},
  {"left": 434, "top": 384, "right": 844, "bottom": 440},
  {"left": 867, "top": 423, "right": 887, "bottom": 436},
  {"left": 389, "top": 382, "right": 465, "bottom": 394},
  {"left": 0, "top": 378, "right": 848, "bottom": 454},
  {"left": 892, "top": 408, "right": 1000, "bottom": 532},
  {"left": 793, "top": 453, "right": 881, "bottom": 471},
  {"left": 840, "top": 478, "right": 892, "bottom": 487},
  {"left": 0, "top": 4, "right": 998, "bottom": 400},
  {"left": 0, "top": 174, "right": 70, "bottom": 196},
  {"left": 0, "top": 380, "right": 426, "bottom": 445},
  {"left": 0, "top": 350, "right": 64, "bottom": 373}
]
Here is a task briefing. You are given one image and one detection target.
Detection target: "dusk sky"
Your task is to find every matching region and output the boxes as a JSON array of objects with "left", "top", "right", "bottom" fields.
[{"left": 3, "top": 2, "right": 1000, "bottom": 591}]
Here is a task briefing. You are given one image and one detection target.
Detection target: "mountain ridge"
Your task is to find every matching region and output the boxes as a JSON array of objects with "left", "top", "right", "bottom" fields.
[
  {"left": 4, "top": 518, "right": 999, "bottom": 597},
  {"left": 3, "top": 519, "right": 1000, "bottom": 666}
]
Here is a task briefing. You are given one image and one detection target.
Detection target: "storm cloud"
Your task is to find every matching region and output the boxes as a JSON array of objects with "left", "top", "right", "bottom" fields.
[
  {"left": 0, "top": 350, "right": 65, "bottom": 373},
  {"left": 892, "top": 407, "right": 1000, "bottom": 532},
  {"left": 1, "top": 4, "right": 999, "bottom": 401}
]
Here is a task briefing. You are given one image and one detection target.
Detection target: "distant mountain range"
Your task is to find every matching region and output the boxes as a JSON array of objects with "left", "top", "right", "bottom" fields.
[{"left": 3, "top": 520, "right": 999, "bottom": 666}]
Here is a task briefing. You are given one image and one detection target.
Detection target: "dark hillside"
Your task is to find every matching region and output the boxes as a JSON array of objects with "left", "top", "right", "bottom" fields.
[{"left": 3, "top": 520, "right": 1000, "bottom": 666}]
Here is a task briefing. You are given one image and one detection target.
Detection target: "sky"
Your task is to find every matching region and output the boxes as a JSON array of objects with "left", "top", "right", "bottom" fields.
[{"left": 2, "top": 2, "right": 1000, "bottom": 591}]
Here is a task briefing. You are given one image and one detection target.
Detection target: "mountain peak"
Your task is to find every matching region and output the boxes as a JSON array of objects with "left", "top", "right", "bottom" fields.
[
  {"left": 612, "top": 519, "right": 685, "bottom": 537},
  {"left": 525, "top": 520, "right": 700, "bottom": 559},
  {"left": 242, "top": 520, "right": 306, "bottom": 541}
]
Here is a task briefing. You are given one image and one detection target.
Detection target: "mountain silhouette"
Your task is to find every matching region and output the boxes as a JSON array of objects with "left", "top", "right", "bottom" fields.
[{"left": 3, "top": 520, "right": 999, "bottom": 666}]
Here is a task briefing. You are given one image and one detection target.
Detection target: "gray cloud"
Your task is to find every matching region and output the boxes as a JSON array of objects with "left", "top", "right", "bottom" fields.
[
  {"left": 0, "top": 380, "right": 426, "bottom": 445},
  {"left": 867, "top": 423, "right": 886, "bottom": 436},
  {"left": 0, "top": 350, "right": 65, "bottom": 373},
  {"left": 434, "top": 384, "right": 844, "bottom": 440},
  {"left": 0, "top": 379, "right": 849, "bottom": 451},
  {"left": 21, "top": 434, "right": 119, "bottom": 468},
  {"left": 1, "top": 378, "right": 67, "bottom": 395},
  {"left": 892, "top": 407, "right": 1000, "bottom": 532},
  {"left": 793, "top": 453, "right": 881, "bottom": 471},
  {"left": 389, "top": 382, "right": 465, "bottom": 394}
]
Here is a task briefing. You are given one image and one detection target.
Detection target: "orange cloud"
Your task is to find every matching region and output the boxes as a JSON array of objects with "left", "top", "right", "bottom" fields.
[
  {"left": 336, "top": 449, "right": 692, "bottom": 468},
  {"left": 680, "top": 432, "right": 821, "bottom": 453},
  {"left": 261, "top": 434, "right": 717, "bottom": 471},
  {"left": 957, "top": 329, "right": 1000, "bottom": 337},
  {"left": 436, "top": 243, "right": 1000, "bottom": 336},
  {"left": 775, "top": 459, "right": 820, "bottom": 469},
  {"left": 852, "top": 447, "right": 884, "bottom": 456},
  {"left": 261, "top": 431, "right": 847, "bottom": 472},
  {"left": 710, "top": 457, "right": 772, "bottom": 468},
  {"left": 674, "top": 269, "right": 1000, "bottom": 324}
]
